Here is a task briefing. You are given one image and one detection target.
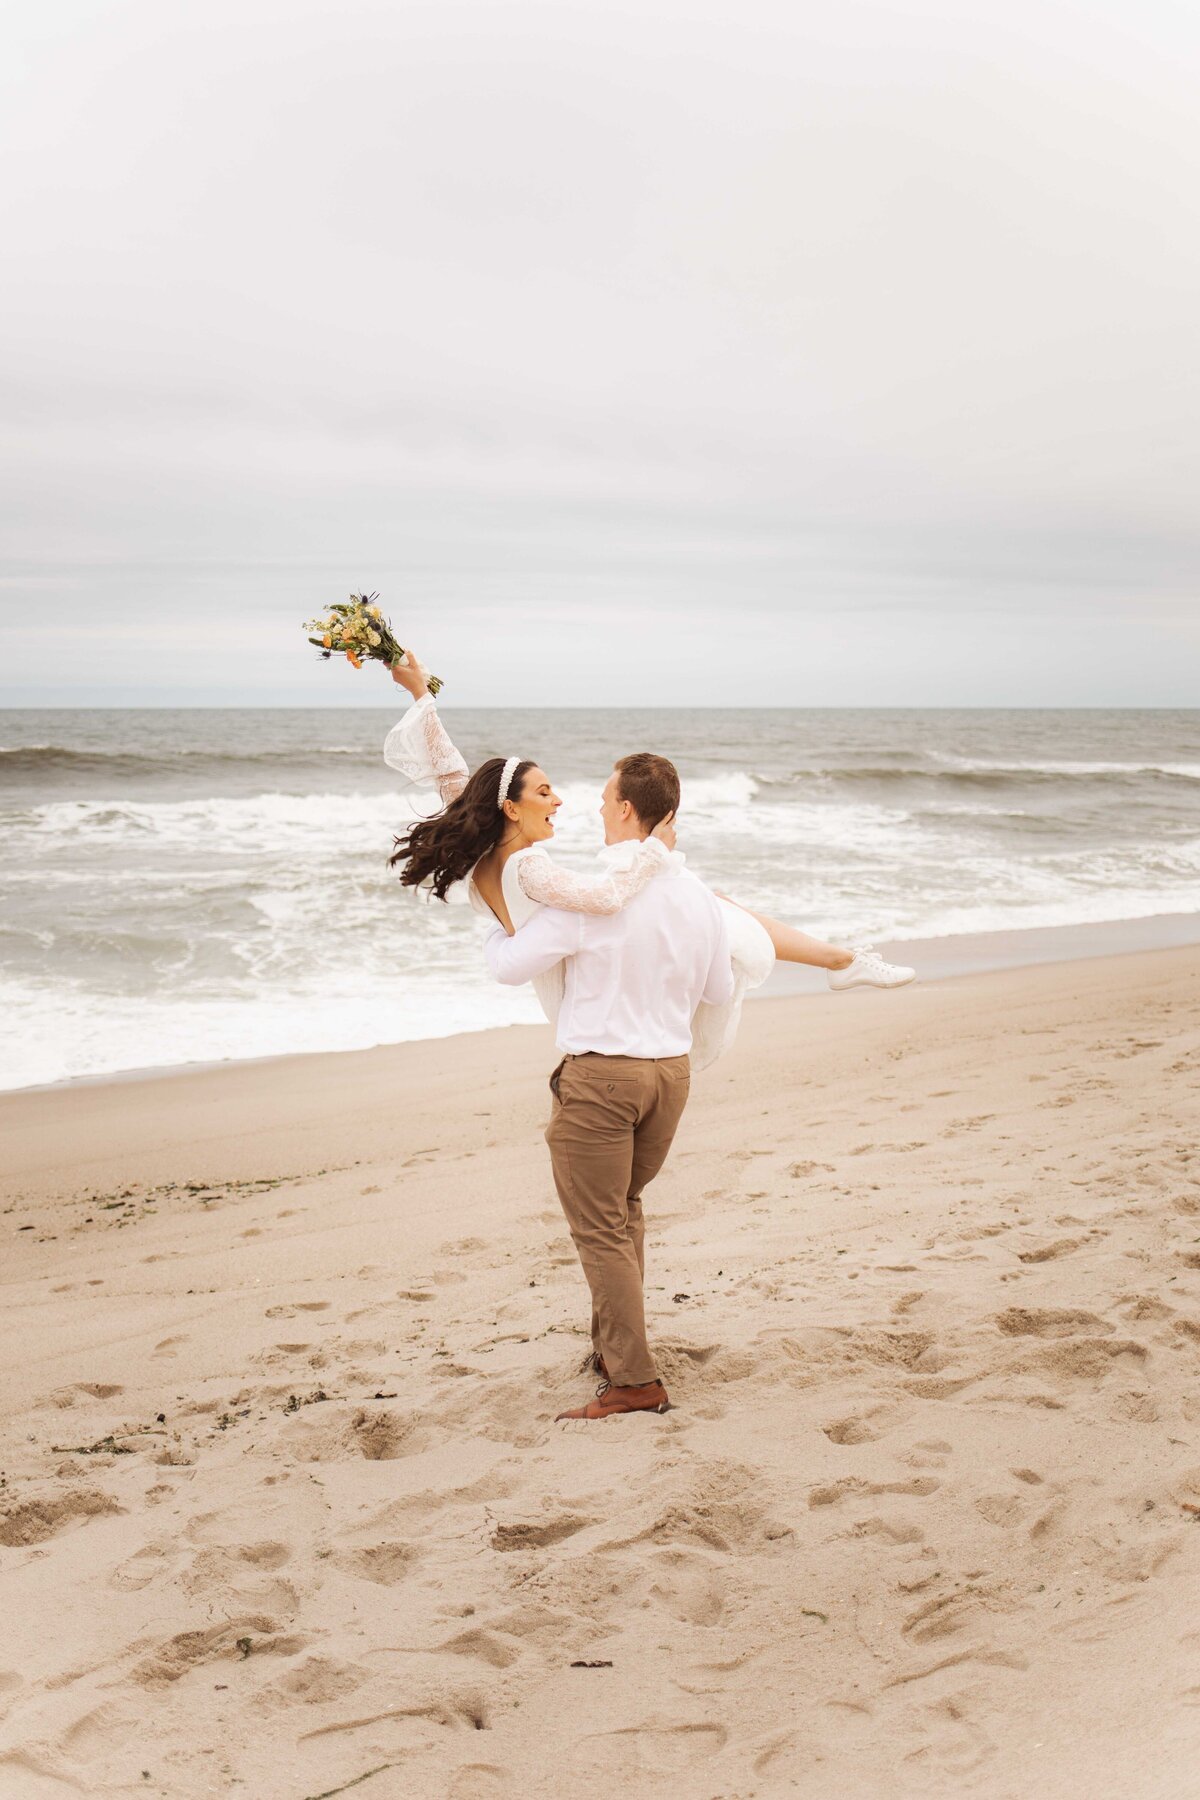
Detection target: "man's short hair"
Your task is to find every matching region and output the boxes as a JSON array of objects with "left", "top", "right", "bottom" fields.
[{"left": 613, "top": 752, "right": 681, "bottom": 829}]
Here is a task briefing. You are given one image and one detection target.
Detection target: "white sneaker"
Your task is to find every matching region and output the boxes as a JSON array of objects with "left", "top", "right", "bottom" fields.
[{"left": 827, "top": 945, "right": 916, "bottom": 991}]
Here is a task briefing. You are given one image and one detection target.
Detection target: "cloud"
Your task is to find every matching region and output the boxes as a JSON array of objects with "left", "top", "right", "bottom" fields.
[{"left": 1, "top": 0, "right": 1197, "bottom": 703}]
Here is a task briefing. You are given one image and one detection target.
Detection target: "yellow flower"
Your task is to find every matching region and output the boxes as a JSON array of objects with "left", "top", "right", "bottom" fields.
[{"left": 367, "top": 629, "right": 381, "bottom": 646}]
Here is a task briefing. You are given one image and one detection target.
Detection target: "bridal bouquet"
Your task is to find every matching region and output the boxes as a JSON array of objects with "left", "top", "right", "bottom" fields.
[{"left": 304, "top": 594, "right": 443, "bottom": 695}]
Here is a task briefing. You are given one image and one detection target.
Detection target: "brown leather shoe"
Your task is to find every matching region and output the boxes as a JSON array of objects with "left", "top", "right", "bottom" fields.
[
  {"left": 556, "top": 1379, "right": 670, "bottom": 1421},
  {"left": 581, "top": 1350, "right": 609, "bottom": 1381}
]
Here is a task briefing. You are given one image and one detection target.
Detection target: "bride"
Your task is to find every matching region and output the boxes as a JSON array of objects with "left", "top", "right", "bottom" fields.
[{"left": 384, "top": 657, "right": 914, "bottom": 1067}]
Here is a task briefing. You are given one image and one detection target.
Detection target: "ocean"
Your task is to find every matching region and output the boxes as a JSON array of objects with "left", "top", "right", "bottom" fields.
[{"left": 2, "top": 706, "right": 1199, "bottom": 1091}]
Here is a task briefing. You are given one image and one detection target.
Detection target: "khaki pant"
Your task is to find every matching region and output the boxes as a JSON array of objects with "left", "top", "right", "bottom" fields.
[{"left": 545, "top": 1051, "right": 691, "bottom": 1388}]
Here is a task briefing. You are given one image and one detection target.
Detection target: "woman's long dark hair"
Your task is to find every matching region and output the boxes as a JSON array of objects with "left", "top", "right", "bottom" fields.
[{"left": 389, "top": 757, "right": 535, "bottom": 900}]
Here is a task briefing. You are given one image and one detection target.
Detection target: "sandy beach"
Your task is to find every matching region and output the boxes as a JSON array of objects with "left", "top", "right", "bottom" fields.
[{"left": 3, "top": 945, "right": 1200, "bottom": 1799}]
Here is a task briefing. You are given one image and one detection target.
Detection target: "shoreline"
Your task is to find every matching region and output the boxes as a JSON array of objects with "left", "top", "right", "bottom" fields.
[
  {"left": 2, "top": 936, "right": 1196, "bottom": 1208},
  {"left": 760, "top": 905, "right": 1200, "bottom": 997},
  {"left": 10, "top": 907, "right": 1199, "bottom": 1100}
]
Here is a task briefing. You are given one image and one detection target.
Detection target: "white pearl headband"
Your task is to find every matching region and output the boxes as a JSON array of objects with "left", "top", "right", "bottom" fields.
[{"left": 497, "top": 756, "right": 521, "bottom": 812}]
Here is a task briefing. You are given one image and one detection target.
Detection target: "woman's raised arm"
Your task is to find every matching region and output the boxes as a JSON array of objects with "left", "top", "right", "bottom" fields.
[{"left": 383, "top": 659, "right": 469, "bottom": 805}]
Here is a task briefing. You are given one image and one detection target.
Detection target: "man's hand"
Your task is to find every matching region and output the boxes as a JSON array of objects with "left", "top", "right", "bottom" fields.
[
  {"left": 390, "top": 652, "right": 429, "bottom": 701},
  {"left": 652, "top": 811, "right": 677, "bottom": 851}
]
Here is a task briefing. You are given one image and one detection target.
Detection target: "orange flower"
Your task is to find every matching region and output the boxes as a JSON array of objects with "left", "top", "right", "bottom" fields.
[
  {"left": 346, "top": 650, "right": 362, "bottom": 668},
  {"left": 322, "top": 634, "right": 332, "bottom": 648}
]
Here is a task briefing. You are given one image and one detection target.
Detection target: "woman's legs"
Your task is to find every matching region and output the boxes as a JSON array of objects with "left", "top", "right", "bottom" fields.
[{"left": 713, "top": 892, "right": 853, "bottom": 971}]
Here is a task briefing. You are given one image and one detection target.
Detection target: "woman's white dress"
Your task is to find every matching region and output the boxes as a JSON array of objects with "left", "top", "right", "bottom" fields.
[{"left": 383, "top": 695, "right": 773, "bottom": 1071}]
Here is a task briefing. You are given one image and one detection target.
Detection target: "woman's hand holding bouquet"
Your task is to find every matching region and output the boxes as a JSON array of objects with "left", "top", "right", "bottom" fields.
[{"left": 389, "top": 652, "right": 430, "bottom": 700}]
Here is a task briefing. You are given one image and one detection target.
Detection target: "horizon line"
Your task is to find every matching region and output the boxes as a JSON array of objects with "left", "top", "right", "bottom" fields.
[{"left": 1, "top": 702, "right": 1198, "bottom": 714}]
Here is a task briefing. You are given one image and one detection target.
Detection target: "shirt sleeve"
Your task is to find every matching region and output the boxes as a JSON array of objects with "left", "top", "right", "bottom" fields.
[
  {"left": 382, "top": 694, "right": 470, "bottom": 805},
  {"left": 515, "top": 838, "right": 670, "bottom": 914},
  {"left": 700, "top": 905, "right": 736, "bottom": 1006},
  {"left": 483, "top": 910, "right": 584, "bottom": 986}
]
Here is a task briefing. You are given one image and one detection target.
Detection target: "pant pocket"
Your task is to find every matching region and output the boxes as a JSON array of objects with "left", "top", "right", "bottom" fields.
[{"left": 548, "top": 1056, "right": 567, "bottom": 1100}]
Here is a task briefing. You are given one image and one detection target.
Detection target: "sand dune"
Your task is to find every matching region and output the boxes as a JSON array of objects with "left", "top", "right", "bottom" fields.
[{"left": 3, "top": 948, "right": 1200, "bottom": 1797}]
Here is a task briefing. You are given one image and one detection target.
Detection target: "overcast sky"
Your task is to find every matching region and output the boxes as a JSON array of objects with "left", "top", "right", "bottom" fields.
[{"left": 1, "top": 0, "right": 1198, "bottom": 707}]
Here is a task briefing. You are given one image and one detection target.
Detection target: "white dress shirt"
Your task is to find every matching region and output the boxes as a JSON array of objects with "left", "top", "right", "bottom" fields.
[{"left": 484, "top": 841, "right": 735, "bottom": 1058}]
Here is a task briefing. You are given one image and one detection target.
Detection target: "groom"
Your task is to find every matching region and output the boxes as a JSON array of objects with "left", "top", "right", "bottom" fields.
[{"left": 484, "top": 753, "right": 733, "bottom": 1420}]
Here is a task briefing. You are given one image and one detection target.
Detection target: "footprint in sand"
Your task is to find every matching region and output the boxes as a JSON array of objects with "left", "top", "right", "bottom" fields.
[
  {"left": 1028, "top": 1498, "right": 1068, "bottom": 1540},
  {"left": 1102, "top": 1538, "right": 1184, "bottom": 1585},
  {"left": 0, "top": 1672, "right": 23, "bottom": 1723},
  {"left": 269, "top": 1656, "right": 370, "bottom": 1705},
  {"left": 280, "top": 1404, "right": 424, "bottom": 1463},
  {"left": 490, "top": 1515, "right": 592, "bottom": 1552},
  {"left": 569, "top": 1721, "right": 728, "bottom": 1782},
  {"left": 1116, "top": 1294, "right": 1175, "bottom": 1322},
  {"left": 109, "top": 1540, "right": 181, "bottom": 1591},
  {"left": 265, "top": 1301, "right": 331, "bottom": 1318},
  {"left": 599, "top": 1464, "right": 774, "bottom": 1559},
  {"left": 1034, "top": 1338, "right": 1147, "bottom": 1381},
  {"left": 435, "top": 1626, "right": 521, "bottom": 1668},
  {"left": 994, "top": 1306, "right": 1114, "bottom": 1338},
  {"left": 251, "top": 1342, "right": 313, "bottom": 1366},
  {"left": 823, "top": 1415, "right": 883, "bottom": 1446},
  {"left": 974, "top": 1493, "right": 1026, "bottom": 1527},
  {"left": 131, "top": 1619, "right": 308, "bottom": 1688},
  {"left": 0, "top": 1489, "right": 122, "bottom": 1547},
  {"left": 903, "top": 1439, "right": 953, "bottom": 1469},
  {"left": 57, "top": 1701, "right": 151, "bottom": 1765},
  {"left": 899, "top": 1695, "right": 996, "bottom": 1777},
  {"left": 657, "top": 1343, "right": 752, "bottom": 1396},
  {"left": 810, "top": 1475, "right": 940, "bottom": 1507},
  {"left": 753, "top": 1728, "right": 828, "bottom": 1780},
  {"left": 331, "top": 1540, "right": 418, "bottom": 1586},
  {"left": 181, "top": 1545, "right": 299, "bottom": 1621},
  {"left": 1016, "top": 1237, "right": 1089, "bottom": 1263},
  {"left": 186, "top": 1509, "right": 282, "bottom": 1548},
  {"left": 901, "top": 1586, "right": 1000, "bottom": 1644},
  {"left": 447, "top": 1765, "right": 513, "bottom": 1800},
  {"left": 847, "top": 1513, "right": 925, "bottom": 1546},
  {"left": 645, "top": 1547, "right": 727, "bottom": 1626}
]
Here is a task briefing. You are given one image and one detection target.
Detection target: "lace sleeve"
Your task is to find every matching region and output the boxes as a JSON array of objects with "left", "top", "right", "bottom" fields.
[
  {"left": 382, "top": 694, "right": 469, "bottom": 805},
  {"left": 516, "top": 839, "right": 670, "bottom": 915}
]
